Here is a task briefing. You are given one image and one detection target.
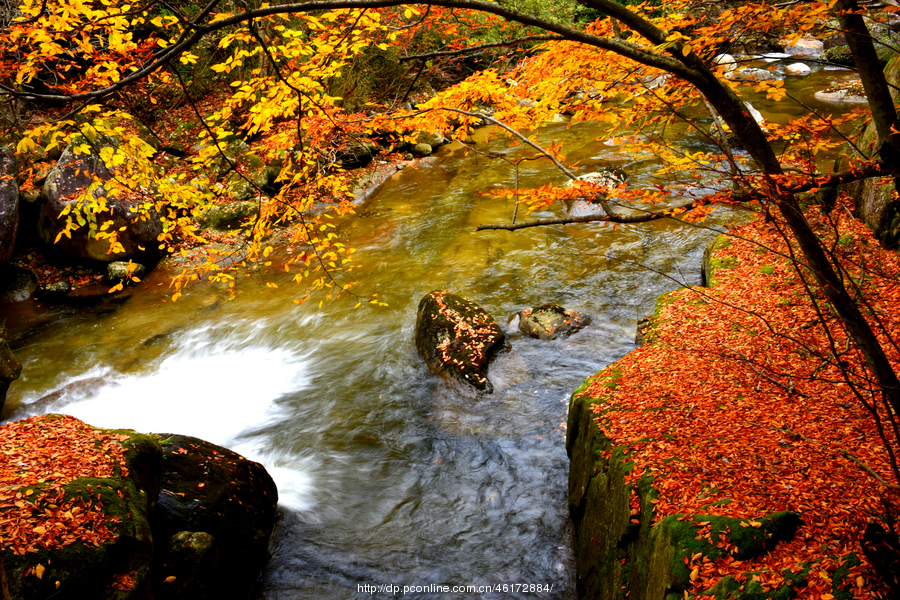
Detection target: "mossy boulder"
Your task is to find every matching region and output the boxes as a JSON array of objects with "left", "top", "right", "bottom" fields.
[
  {"left": 197, "top": 201, "right": 259, "bottom": 231},
  {"left": 414, "top": 290, "right": 507, "bottom": 393},
  {"left": 150, "top": 434, "right": 278, "bottom": 600},
  {"left": 0, "top": 415, "right": 162, "bottom": 600},
  {"left": 515, "top": 303, "right": 591, "bottom": 340},
  {"left": 0, "top": 416, "right": 277, "bottom": 600}
]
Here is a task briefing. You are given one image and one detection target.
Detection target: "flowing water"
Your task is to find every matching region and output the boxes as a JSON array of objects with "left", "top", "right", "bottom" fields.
[{"left": 2, "top": 62, "right": 860, "bottom": 599}]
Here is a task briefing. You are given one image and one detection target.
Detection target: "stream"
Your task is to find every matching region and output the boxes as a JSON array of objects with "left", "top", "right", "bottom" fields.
[{"left": 2, "top": 61, "right": 861, "bottom": 599}]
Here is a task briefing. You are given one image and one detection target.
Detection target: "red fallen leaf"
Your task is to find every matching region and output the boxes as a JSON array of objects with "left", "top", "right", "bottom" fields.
[{"left": 176, "top": 447, "right": 188, "bottom": 454}]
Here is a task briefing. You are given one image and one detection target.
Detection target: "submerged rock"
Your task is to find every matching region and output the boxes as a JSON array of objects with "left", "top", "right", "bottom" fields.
[
  {"left": 725, "top": 67, "right": 779, "bottom": 82},
  {"left": 515, "top": 304, "right": 591, "bottom": 340},
  {"left": 415, "top": 290, "right": 507, "bottom": 393}
]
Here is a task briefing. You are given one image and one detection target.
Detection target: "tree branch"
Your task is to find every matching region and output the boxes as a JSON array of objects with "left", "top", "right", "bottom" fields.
[
  {"left": 398, "top": 34, "right": 562, "bottom": 62},
  {"left": 475, "top": 197, "right": 700, "bottom": 230}
]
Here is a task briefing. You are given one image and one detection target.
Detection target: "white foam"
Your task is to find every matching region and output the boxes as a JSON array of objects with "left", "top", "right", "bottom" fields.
[{"left": 23, "top": 325, "right": 318, "bottom": 511}]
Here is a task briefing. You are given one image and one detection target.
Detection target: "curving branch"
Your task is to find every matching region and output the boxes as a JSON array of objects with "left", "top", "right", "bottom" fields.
[
  {"left": 398, "top": 34, "right": 562, "bottom": 62},
  {"left": 475, "top": 197, "right": 700, "bottom": 230}
]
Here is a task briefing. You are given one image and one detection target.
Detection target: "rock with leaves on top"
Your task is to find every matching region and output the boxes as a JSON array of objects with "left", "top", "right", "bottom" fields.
[
  {"left": 150, "top": 434, "right": 278, "bottom": 600},
  {"left": 415, "top": 290, "right": 507, "bottom": 393},
  {"left": 513, "top": 304, "right": 591, "bottom": 341},
  {"left": 0, "top": 414, "right": 162, "bottom": 600}
]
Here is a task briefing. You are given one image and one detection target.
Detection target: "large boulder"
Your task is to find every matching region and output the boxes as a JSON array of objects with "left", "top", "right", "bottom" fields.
[
  {"left": 150, "top": 434, "right": 278, "bottom": 600},
  {"left": 415, "top": 291, "right": 507, "bottom": 393},
  {"left": 0, "top": 147, "right": 19, "bottom": 267},
  {"left": 39, "top": 139, "right": 162, "bottom": 262},
  {"left": 0, "top": 415, "right": 162, "bottom": 600},
  {"left": 513, "top": 304, "right": 591, "bottom": 340}
]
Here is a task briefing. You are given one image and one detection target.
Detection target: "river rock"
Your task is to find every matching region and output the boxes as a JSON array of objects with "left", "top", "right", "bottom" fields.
[
  {"left": 712, "top": 54, "right": 737, "bottom": 73},
  {"left": 39, "top": 139, "right": 163, "bottom": 262},
  {"left": 0, "top": 146, "right": 19, "bottom": 267},
  {"left": 337, "top": 141, "right": 377, "bottom": 169},
  {"left": 0, "top": 415, "right": 162, "bottom": 600},
  {"left": 151, "top": 434, "right": 278, "bottom": 600},
  {"left": 725, "top": 67, "right": 779, "bottom": 82},
  {"left": 564, "top": 168, "right": 628, "bottom": 216},
  {"left": 514, "top": 304, "right": 591, "bottom": 340},
  {"left": 415, "top": 290, "right": 507, "bottom": 393},
  {"left": 198, "top": 201, "right": 259, "bottom": 231},
  {"left": 410, "top": 143, "right": 433, "bottom": 157},
  {"left": 416, "top": 131, "right": 447, "bottom": 148},
  {"left": 781, "top": 37, "right": 824, "bottom": 57},
  {"left": 108, "top": 260, "right": 147, "bottom": 283},
  {"left": 0, "top": 265, "right": 38, "bottom": 303},
  {"left": 784, "top": 62, "right": 811, "bottom": 77},
  {"left": 814, "top": 87, "right": 868, "bottom": 104}
]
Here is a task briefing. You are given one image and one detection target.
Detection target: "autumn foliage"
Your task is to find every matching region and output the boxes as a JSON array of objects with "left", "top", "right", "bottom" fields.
[{"left": 580, "top": 199, "right": 900, "bottom": 598}]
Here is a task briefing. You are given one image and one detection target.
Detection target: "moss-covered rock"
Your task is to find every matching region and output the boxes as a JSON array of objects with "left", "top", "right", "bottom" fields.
[
  {"left": 0, "top": 416, "right": 162, "bottom": 600},
  {"left": 198, "top": 201, "right": 259, "bottom": 231},
  {"left": 414, "top": 290, "right": 507, "bottom": 393}
]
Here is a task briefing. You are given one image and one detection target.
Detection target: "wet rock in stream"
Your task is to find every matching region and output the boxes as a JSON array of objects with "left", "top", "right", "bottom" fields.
[{"left": 414, "top": 291, "right": 507, "bottom": 394}]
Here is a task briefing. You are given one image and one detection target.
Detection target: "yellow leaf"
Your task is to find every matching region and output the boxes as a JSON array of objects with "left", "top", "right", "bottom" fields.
[
  {"left": 689, "top": 567, "right": 699, "bottom": 582},
  {"left": 16, "top": 136, "right": 35, "bottom": 153},
  {"left": 682, "top": 45, "right": 692, "bottom": 56},
  {"left": 33, "top": 526, "right": 46, "bottom": 534},
  {"left": 35, "top": 564, "right": 45, "bottom": 580},
  {"left": 164, "top": 576, "right": 176, "bottom": 583}
]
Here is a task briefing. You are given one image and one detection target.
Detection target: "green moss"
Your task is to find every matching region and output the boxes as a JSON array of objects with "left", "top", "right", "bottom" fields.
[
  {"left": 759, "top": 265, "right": 775, "bottom": 275},
  {"left": 703, "top": 235, "right": 736, "bottom": 287},
  {"left": 638, "top": 288, "right": 688, "bottom": 346}
]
